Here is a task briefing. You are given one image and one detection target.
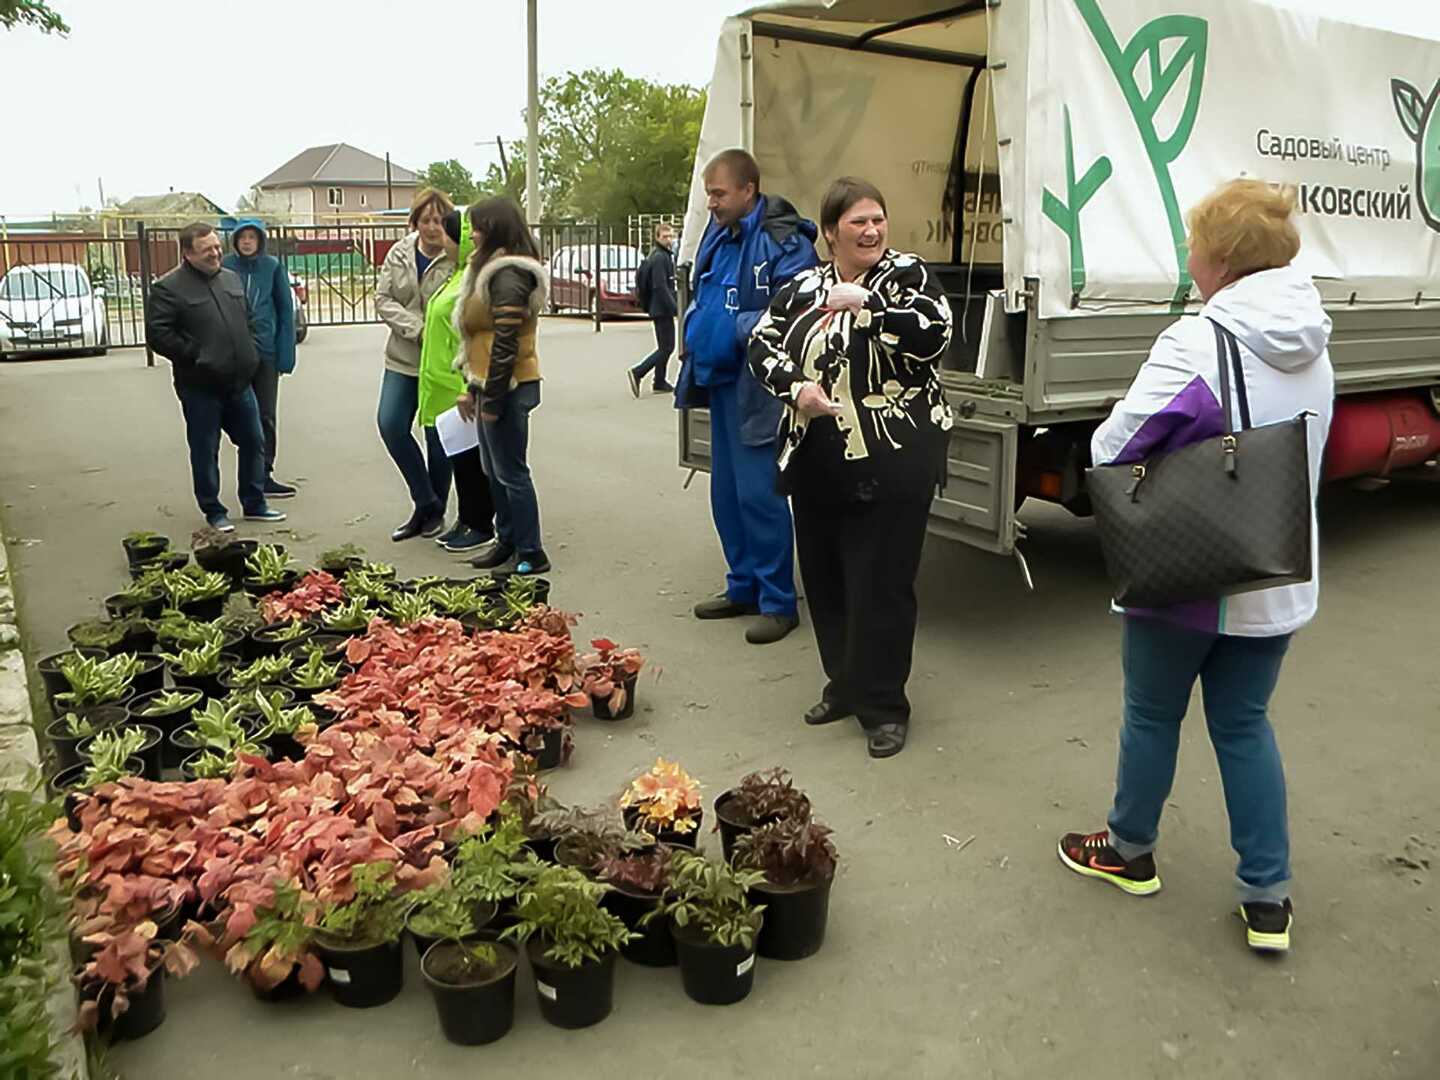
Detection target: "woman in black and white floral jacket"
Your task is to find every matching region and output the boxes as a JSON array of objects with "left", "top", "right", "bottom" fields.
[{"left": 748, "top": 176, "right": 953, "bottom": 759}]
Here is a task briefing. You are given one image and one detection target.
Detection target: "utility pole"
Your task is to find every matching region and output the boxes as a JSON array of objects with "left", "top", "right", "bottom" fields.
[
  {"left": 526, "top": 0, "right": 542, "bottom": 225},
  {"left": 496, "top": 136, "right": 511, "bottom": 187},
  {"left": 385, "top": 153, "right": 394, "bottom": 210}
]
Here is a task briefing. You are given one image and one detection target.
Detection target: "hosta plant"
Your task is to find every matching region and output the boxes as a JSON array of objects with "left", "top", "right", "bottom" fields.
[
  {"left": 578, "top": 638, "right": 645, "bottom": 712},
  {"left": 68, "top": 618, "right": 131, "bottom": 651},
  {"left": 230, "top": 654, "right": 295, "bottom": 688},
  {"left": 254, "top": 697, "right": 317, "bottom": 740},
  {"left": 425, "top": 583, "right": 487, "bottom": 618},
  {"left": 245, "top": 544, "right": 297, "bottom": 585},
  {"left": 721, "top": 767, "right": 811, "bottom": 826},
  {"left": 619, "top": 757, "right": 702, "bottom": 836},
  {"left": 733, "top": 816, "right": 838, "bottom": 887},
  {"left": 290, "top": 649, "right": 343, "bottom": 690},
  {"left": 152, "top": 614, "right": 225, "bottom": 649},
  {"left": 62, "top": 711, "right": 106, "bottom": 738},
  {"left": 140, "top": 688, "right": 203, "bottom": 717},
  {"left": 642, "top": 851, "right": 766, "bottom": 950},
  {"left": 81, "top": 727, "right": 148, "bottom": 788},
  {"left": 148, "top": 566, "right": 229, "bottom": 606},
  {"left": 161, "top": 637, "right": 225, "bottom": 676},
  {"left": 321, "top": 598, "right": 374, "bottom": 633},
  {"left": 262, "top": 619, "right": 314, "bottom": 642},
  {"left": 189, "top": 699, "right": 255, "bottom": 752},
  {"left": 386, "top": 591, "right": 435, "bottom": 627},
  {"left": 500, "top": 865, "right": 635, "bottom": 968},
  {"left": 56, "top": 653, "right": 140, "bottom": 709}
]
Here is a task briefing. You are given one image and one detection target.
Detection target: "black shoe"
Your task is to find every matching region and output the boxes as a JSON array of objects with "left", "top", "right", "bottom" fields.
[
  {"left": 469, "top": 542, "right": 516, "bottom": 570},
  {"left": 804, "top": 700, "right": 854, "bottom": 726},
  {"left": 391, "top": 506, "right": 443, "bottom": 542},
  {"left": 626, "top": 368, "right": 642, "bottom": 399},
  {"left": 433, "top": 521, "right": 464, "bottom": 546},
  {"left": 866, "top": 723, "right": 908, "bottom": 758},
  {"left": 243, "top": 507, "right": 287, "bottom": 523},
  {"left": 1057, "top": 829, "right": 1163, "bottom": 896},
  {"left": 1238, "top": 899, "right": 1293, "bottom": 953},
  {"left": 693, "top": 595, "right": 759, "bottom": 620},
  {"left": 443, "top": 526, "right": 494, "bottom": 553},
  {"left": 652, "top": 382, "right": 675, "bottom": 394},
  {"left": 264, "top": 478, "right": 298, "bottom": 499},
  {"left": 745, "top": 613, "right": 799, "bottom": 645},
  {"left": 206, "top": 513, "right": 236, "bottom": 533},
  {"left": 513, "top": 551, "right": 551, "bottom": 575}
]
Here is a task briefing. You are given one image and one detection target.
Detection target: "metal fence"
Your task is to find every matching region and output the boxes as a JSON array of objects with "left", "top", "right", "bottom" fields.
[{"left": 1, "top": 220, "right": 670, "bottom": 362}]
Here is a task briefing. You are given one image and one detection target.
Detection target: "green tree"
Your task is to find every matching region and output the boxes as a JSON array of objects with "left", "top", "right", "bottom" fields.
[
  {"left": 1, "top": 0, "right": 68, "bottom": 32},
  {"left": 419, "top": 159, "right": 480, "bottom": 204}
]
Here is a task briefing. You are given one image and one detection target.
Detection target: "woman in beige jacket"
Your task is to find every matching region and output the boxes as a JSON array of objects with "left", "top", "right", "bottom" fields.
[{"left": 374, "top": 187, "right": 469, "bottom": 543}]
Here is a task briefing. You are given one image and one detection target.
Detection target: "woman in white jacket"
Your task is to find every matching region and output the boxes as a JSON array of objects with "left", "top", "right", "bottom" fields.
[{"left": 1057, "top": 181, "right": 1334, "bottom": 954}]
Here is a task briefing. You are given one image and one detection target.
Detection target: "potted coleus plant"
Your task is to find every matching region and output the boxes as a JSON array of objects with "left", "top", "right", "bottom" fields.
[
  {"left": 161, "top": 638, "right": 234, "bottom": 699},
  {"left": 258, "top": 571, "right": 344, "bottom": 626},
  {"left": 207, "top": 879, "right": 325, "bottom": 1003},
  {"left": 579, "top": 638, "right": 645, "bottom": 720},
  {"left": 286, "top": 648, "right": 346, "bottom": 701},
  {"left": 417, "top": 885, "right": 520, "bottom": 1046},
  {"left": 314, "top": 861, "right": 411, "bottom": 1009},
  {"left": 643, "top": 851, "right": 766, "bottom": 1006},
  {"left": 49, "top": 738, "right": 146, "bottom": 829},
  {"left": 45, "top": 707, "right": 125, "bottom": 772},
  {"left": 499, "top": 864, "right": 635, "bottom": 1030},
  {"left": 121, "top": 530, "right": 169, "bottom": 567},
  {"left": 77, "top": 723, "right": 164, "bottom": 781},
  {"left": 714, "top": 767, "right": 813, "bottom": 862},
  {"left": 619, "top": 757, "right": 703, "bottom": 846},
  {"left": 53, "top": 652, "right": 141, "bottom": 716},
  {"left": 317, "top": 543, "right": 366, "bottom": 575},
  {"left": 242, "top": 544, "right": 300, "bottom": 598},
  {"left": 733, "top": 816, "right": 837, "bottom": 961},
  {"left": 129, "top": 689, "right": 204, "bottom": 768},
  {"left": 595, "top": 844, "right": 676, "bottom": 967},
  {"left": 74, "top": 915, "right": 200, "bottom": 1041}
]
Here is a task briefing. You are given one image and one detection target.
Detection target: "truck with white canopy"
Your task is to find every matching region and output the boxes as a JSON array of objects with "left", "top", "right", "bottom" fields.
[{"left": 677, "top": 0, "right": 1440, "bottom": 580}]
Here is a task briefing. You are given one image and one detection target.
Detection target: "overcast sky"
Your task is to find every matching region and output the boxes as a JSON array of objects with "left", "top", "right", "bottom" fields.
[{"left": 0, "top": 0, "right": 1433, "bottom": 217}]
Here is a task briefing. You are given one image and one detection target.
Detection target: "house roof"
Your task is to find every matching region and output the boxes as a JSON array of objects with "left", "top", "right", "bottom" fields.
[
  {"left": 255, "top": 144, "right": 420, "bottom": 189},
  {"left": 116, "top": 192, "right": 228, "bottom": 216}
]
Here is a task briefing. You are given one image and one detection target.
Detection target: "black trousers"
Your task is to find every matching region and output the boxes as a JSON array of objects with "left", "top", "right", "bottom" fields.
[
  {"left": 792, "top": 494, "right": 930, "bottom": 730},
  {"left": 250, "top": 360, "right": 280, "bottom": 475},
  {"left": 632, "top": 316, "right": 675, "bottom": 388},
  {"left": 449, "top": 446, "right": 496, "bottom": 536}
]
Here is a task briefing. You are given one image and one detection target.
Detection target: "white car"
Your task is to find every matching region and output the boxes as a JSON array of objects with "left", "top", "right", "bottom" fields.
[{"left": 0, "top": 263, "right": 109, "bottom": 360}]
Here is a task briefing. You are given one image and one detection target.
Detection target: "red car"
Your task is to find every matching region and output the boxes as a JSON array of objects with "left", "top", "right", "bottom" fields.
[{"left": 547, "top": 244, "right": 643, "bottom": 316}]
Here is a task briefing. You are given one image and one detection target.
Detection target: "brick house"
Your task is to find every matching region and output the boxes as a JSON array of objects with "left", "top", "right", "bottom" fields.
[{"left": 250, "top": 144, "right": 421, "bottom": 224}]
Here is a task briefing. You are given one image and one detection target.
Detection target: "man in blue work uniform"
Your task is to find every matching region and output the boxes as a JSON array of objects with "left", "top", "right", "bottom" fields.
[{"left": 674, "top": 149, "right": 818, "bottom": 645}]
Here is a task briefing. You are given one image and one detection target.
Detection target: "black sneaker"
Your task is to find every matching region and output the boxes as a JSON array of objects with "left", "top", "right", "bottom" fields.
[
  {"left": 443, "top": 526, "right": 494, "bottom": 553},
  {"left": 1238, "top": 899, "right": 1293, "bottom": 953},
  {"left": 434, "top": 521, "right": 465, "bottom": 546},
  {"left": 469, "top": 542, "right": 516, "bottom": 570},
  {"left": 513, "top": 551, "right": 551, "bottom": 575},
  {"left": 1057, "top": 829, "right": 1162, "bottom": 896},
  {"left": 264, "top": 479, "right": 298, "bottom": 499},
  {"left": 626, "top": 368, "right": 641, "bottom": 399},
  {"left": 206, "top": 513, "right": 236, "bottom": 533},
  {"left": 652, "top": 382, "right": 675, "bottom": 394}
]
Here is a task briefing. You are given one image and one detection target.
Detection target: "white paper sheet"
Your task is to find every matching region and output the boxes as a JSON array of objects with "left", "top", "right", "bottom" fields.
[{"left": 434, "top": 405, "right": 479, "bottom": 457}]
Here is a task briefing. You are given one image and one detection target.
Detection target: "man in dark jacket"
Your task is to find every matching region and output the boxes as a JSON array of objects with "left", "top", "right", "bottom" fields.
[
  {"left": 674, "top": 149, "right": 819, "bottom": 645},
  {"left": 222, "top": 219, "right": 297, "bottom": 498},
  {"left": 146, "top": 222, "right": 286, "bottom": 531},
  {"left": 627, "top": 222, "right": 678, "bottom": 396}
]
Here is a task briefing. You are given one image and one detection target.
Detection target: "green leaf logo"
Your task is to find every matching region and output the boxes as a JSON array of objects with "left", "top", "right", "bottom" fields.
[
  {"left": 1390, "top": 77, "right": 1440, "bottom": 232},
  {"left": 1042, "top": 106, "right": 1113, "bottom": 300}
]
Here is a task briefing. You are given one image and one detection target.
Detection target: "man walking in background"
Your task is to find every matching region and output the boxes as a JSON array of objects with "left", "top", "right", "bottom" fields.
[
  {"left": 223, "top": 219, "right": 298, "bottom": 498},
  {"left": 627, "top": 222, "right": 678, "bottom": 396},
  {"left": 673, "top": 149, "right": 818, "bottom": 645},
  {"left": 146, "top": 222, "right": 286, "bottom": 531}
]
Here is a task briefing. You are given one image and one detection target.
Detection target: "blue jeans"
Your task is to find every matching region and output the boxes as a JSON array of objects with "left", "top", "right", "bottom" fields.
[
  {"left": 707, "top": 379, "right": 796, "bottom": 616},
  {"left": 377, "top": 369, "right": 451, "bottom": 514},
  {"left": 477, "top": 380, "right": 543, "bottom": 554},
  {"left": 175, "top": 384, "right": 267, "bottom": 518},
  {"left": 1107, "top": 616, "right": 1293, "bottom": 903}
]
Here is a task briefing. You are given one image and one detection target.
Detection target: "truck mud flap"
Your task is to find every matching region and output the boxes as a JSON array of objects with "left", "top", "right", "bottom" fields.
[{"left": 929, "top": 414, "right": 1022, "bottom": 556}]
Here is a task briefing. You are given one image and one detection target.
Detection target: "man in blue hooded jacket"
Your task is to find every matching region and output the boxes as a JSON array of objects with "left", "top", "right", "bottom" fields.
[
  {"left": 223, "top": 220, "right": 297, "bottom": 498},
  {"left": 674, "top": 149, "right": 818, "bottom": 645}
]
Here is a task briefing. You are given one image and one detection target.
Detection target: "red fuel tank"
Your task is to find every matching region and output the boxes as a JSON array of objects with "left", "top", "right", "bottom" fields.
[{"left": 1323, "top": 393, "right": 1440, "bottom": 481}]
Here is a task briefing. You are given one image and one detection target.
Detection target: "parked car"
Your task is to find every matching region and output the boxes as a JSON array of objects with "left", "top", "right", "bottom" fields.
[
  {"left": 548, "top": 245, "right": 643, "bottom": 316},
  {"left": 290, "top": 272, "right": 308, "bottom": 344},
  {"left": 0, "top": 263, "right": 109, "bottom": 360}
]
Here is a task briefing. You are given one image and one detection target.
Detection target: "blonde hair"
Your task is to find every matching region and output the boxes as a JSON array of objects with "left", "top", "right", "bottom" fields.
[{"left": 1186, "top": 180, "right": 1300, "bottom": 275}]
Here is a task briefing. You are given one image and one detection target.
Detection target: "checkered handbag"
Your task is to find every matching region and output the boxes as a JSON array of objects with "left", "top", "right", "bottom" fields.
[{"left": 1085, "top": 320, "right": 1313, "bottom": 608}]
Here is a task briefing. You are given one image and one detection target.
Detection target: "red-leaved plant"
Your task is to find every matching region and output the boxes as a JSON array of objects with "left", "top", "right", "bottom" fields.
[
  {"left": 259, "top": 570, "right": 345, "bottom": 623},
  {"left": 578, "top": 638, "right": 645, "bottom": 712}
]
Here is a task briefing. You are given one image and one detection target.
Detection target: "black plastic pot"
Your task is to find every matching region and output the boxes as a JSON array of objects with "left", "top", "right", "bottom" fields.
[
  {"left": 179, "top": 594, "right": 227, "bottom": 622},
  {"left": 243, "top": 570, "right": 300, "bottom": 598},
  {"left": 553, "top": 838, "right": 598, "bottom": 875},
  {"left": 601, "top": 886, "right": 675, "bottom": 967},
  {"left": 318, "top": 556, "right": 364, "bottom": 576},
  {"left": 227, "top": 686, "right": 297, "bottom": 723},
  {"left": 130, "top": 653, "right": 166, "bottom": 696},
  {"left": 122, "top": 535, "right": 169, "bottom": 566},
  {"left": 285, "top": 633, "right": 349, "bottom": 663},
  {"left": 407, "top": 901, "right": 497, "bottom": 961},
  {"left": 121, "top": 621, "right": 157, "bottom": 655},
  {"left": 622, "top": 806, "right": 701, "bottom": 849},
  {"left": 752, "top": 877, "right": 832, "bottom": 961},
  {"left": 251, "top": 968, "right": 309, "bottom": 1003},
  {"left": 65, "top": 621, "right": 127, "bottom": 656},
  {"left": 251, "top": 621, "right": 314, "bottom": 657},
  {"left": 130, "top": 550, "right": 189, "bottom": 579},
  {"left": 262, "top": 731, "right": 307, "bottom": 762},
  {"left": 170, "top": 716, "right": 258, "bottom": 770},
  {"left": 105, "top": 591, "right": 165, "bottom": 621},
  {"left": 46, "top": 708, "right": 123, "bottom": 772},
  {"left": 169, "top": 652, "right": 239, "bottom": 699},
  {"left": 49, "top": 756, "right": 144, "bottom": 829},
  {"left": 286, "top": 674, "right": 344, "bottom": 703},
  {"left": 527, "top": 726, "right": 566, "bottom": 771},
  {"left": 421, "top": 940, "right": 518, "bottom": 1046},
  {"left": 56, "top": 686, "right": 137, "bottom": 722},
  {"left": 78, "top": 724, "right": 164, "bottom": 781},
  {"left": 525, "top": 939, "right": 616, "bottom": 1029},
  {"left": 36, "top": 647, "right": 106, "bottom": 705},
  {"left": 592, "top": 674, "right": 638, "bottom": 721},
  {"left": 524, "top": 834, "right": 558, "bottom": 864},
  {"left": 195, "top": 538, "right": 257, "bottom": 579},
  {"left": 316, "top": 937, "right": 404, "bottom": 1008},
  {"left": 672, "top": 923, "right": 757, "bottom": 1005},
  {"left": 127, "top": 690, "right": 203, "bottom": 768},
  {"left": 93, "top": 966, "right": 167, "bottom": 1041}
]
